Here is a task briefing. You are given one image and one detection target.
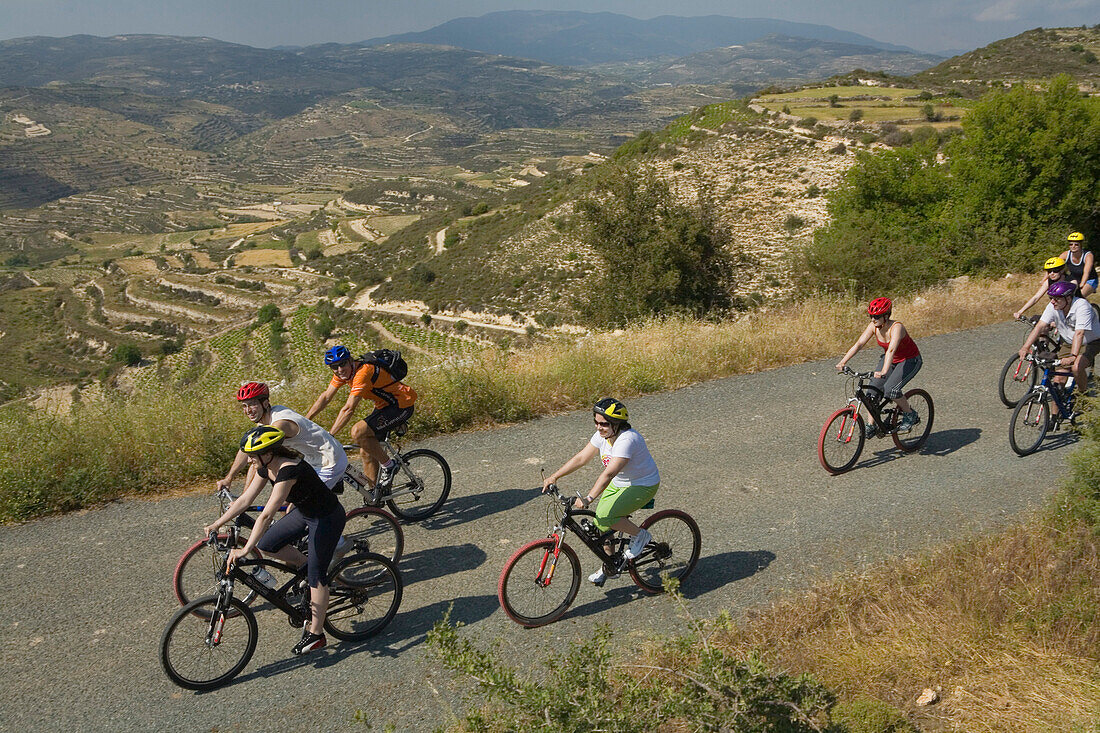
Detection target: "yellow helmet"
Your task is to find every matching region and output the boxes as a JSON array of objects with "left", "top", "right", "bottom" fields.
[
  {"left": 1068, "top": 232, "right": 1085, "bottom": 242},
  {"left": 593, "top": 397, "right": 629, "bottom": 422},
  {"left": 1044, "top": 256, "right": 1067, "bottom": 271},
  {"left": 240, "top": 425, "right": 285, "bottom": 454}
]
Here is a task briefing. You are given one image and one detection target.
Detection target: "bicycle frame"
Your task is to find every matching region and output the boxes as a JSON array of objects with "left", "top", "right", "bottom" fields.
[
  {"left": 540, "top": 487, "right": 659, "bottom": 577},
  {"left": 839, "top": 368, "right": 898, "bottom": 435},
  {"left": 341, "top": 440, "right": 422, "bottom": 504},
  {"left": 1032, "top": 360, "right": 1077, "bottom": 418}
]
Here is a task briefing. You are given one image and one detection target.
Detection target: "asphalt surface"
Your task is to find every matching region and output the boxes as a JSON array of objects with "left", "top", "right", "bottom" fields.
[{"left": 0, "top": 320, "right": 1073, "bottom": 732}]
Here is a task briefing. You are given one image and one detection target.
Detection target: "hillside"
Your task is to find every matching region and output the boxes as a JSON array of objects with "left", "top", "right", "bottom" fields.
[
  {"left": 916, "top": 26, "right": 1100, "bottom": 93},
  {"left": 362, "top": 10, "right": 926, "bottom": 65},
  {"left": 645, "top": 34, "right": 941, "bottom": 86}
]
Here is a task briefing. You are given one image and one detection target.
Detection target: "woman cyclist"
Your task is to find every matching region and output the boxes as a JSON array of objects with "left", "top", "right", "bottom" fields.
[
  {"left": 1060, "top": 232, "right": 1095, "bottom": 297},
  {"left": 541, "top": 398, "right": 659, "bottom": 587},
  {"left": 203, "top": 425, "right": 347, "bottom": 656},
  {"left": 1014, "top": 257, "right": 1074, "bottom": 320},
  {"left": 836, "top": 297, "right": 923, "bottom": 434}
]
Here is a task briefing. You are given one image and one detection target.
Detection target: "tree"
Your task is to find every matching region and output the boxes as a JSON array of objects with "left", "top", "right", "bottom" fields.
[{"left": 576, "top": 165, "right": 736, "bottom": 325}]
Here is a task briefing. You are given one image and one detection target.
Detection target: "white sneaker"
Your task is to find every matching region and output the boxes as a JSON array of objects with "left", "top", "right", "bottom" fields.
[
  {"left": 624, "top": 528, "right": 652, "bottom": 560},
  {"left": 327, "top": 535, "right": 353, "bottom": 572},
  {"left": 588, "top": 567, "right": 619, "bottom": 587}
]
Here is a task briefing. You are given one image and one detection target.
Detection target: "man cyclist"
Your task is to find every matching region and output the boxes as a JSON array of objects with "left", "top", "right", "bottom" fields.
[
  {"left": 1018, "top": 279, "right": 1100, "bottom": 398},
  {"left": 305, "top": 345, "right": 416, "bottom": 490},
  {"left": 220, "top": 381, "right": 349, "bottom": 494}
]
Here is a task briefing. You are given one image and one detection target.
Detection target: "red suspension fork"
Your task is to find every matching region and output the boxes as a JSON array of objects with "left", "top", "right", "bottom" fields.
[{"left": 536, "top": 534, "right": 564, "bottom": 587}]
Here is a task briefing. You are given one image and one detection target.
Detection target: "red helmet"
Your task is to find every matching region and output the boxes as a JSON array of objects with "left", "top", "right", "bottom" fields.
[
  {"left": 236, "top": 382, "right": 270, "bottom": 401},
  {"left": 867, "top": 297, "right": 892, "bottom": 316}
]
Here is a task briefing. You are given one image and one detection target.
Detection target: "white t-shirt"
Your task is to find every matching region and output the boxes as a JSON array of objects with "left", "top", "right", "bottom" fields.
[
  {"left": 1040, "top": 297, "right": 1100, "bottom": 343},
  {"left": 589, "top": 428, "right": 660, "bottom": 488},
  {"left": 270, "top": 405, "right": 348, "bottom": 489}
]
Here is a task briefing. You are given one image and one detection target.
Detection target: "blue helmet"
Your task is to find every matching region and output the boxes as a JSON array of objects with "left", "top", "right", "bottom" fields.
[{"left": 323, "top": 345, "right": 351, "bottom": 366}]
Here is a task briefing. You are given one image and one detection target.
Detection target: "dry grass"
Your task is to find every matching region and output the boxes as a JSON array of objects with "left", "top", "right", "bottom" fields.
[
  {"left": 706, "top": 517, "right": 1100, "bottom": 732},
  {"left": 231, "top": 249, "right": 293, "bottom": 267}
]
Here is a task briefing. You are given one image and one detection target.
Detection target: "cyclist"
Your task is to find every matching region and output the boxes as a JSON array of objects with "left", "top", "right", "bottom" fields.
[
  {"left": 541, "top": 398, "right": 659, "bottom": 587},
  {"left": 1013, "top": 257, "right": 1074, "bottom": 320},
  {"left": 305, "top": 345, "right": 416, "bottom": 491},
  {"left": 836, "top": 297, "right": 923, "bottom": 434},
  {"left": 1018, "top": 279, "right": 1100, "bottom": 397},
  {"left": 219, "top": 381, "right": 349, "bottom": 493},
  {"left": 203, "top": 425, "right": 347, "bottom": 656},
  {"left": 1060, "top": 232, "right": 1096, "bottom": 297}
]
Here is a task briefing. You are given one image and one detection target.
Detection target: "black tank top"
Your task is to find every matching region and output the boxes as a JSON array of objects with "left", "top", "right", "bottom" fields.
[
  {"left": 262, "top": 460, "right": 342, "bottom": 517},
  {"left": 1066, "top": 250, "right": 1091, "bottom": 282}
]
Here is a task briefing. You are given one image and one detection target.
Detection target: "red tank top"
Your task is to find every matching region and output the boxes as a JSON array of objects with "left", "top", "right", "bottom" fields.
[{"left": 876, "top": 329, "right": 920, "bottom": 363}]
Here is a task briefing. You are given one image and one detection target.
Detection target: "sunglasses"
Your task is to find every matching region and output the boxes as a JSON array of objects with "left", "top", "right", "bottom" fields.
[{"left": 594, "top": 419, "right": 611, "bottom": 427}]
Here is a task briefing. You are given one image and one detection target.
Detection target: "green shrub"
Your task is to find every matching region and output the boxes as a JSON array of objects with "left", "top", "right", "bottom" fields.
[
  {"left": 256, "top": 303, "right": 280, "bottom": 324},
  {"left": 427, "top": 609, "right": 833, "bottom": 732},
  {"left": 830, "top": 696, "right": 915, "bottom": 733},
  {"left": 113, "top": 344, "right": 142, "bottom": 366}
]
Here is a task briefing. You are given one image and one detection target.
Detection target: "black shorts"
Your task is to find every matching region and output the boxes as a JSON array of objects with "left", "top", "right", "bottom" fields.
[
  {"left": 256, "top": 505, "right": 346, "bottom": 588},
  {"left": 361, "top": 404, "right": 414, "bottom": 440}
]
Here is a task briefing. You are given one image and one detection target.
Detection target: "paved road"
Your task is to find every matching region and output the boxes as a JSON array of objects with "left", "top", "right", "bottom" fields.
[{"left": 0, "top": 321, "right": 1071, "bottom": 732}]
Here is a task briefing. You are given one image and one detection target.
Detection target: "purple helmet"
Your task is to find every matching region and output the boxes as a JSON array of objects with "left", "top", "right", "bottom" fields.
[{"left": 1047, "top": 280, "right": 1076, "bottom": 299}]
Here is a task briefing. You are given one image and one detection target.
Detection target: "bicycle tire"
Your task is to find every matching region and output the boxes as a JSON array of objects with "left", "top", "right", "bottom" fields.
[
  {"left": 998, "top": 353, "right": 1037, "bottom": 408},
  {"left": 817, "top": 406, "right": 865, "bottom": 475},
  {"left": 1009, "top": 391, "right": 1050, "bottom": 456},
  {"left": 891, "top": 388, "right": 934, "bottom": 452},
  {"left": 160, "top": 595, "right": 257, "bottom": 691},
  {"left": 386, "top": 449, "right": 451, "bottom": 522},
  {"left": 342, "top": 507, "right": 404, "bottom": 564},
  {"left": 173, "top": 534, "right": 261, "bottom": 612},
  {"left": 498, "top": 538, "right": 581, "bottom": 627},
  {"left": 324, "top": 552, "right": 403, "bottom": 641},
  {"left": 629, "top": 510, "right": 702, "bottom": 594}
]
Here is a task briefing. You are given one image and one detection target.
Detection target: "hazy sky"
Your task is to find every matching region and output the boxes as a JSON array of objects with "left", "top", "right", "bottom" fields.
[{"left": 0, "top": 0, "right": 1096, "bottom": 54}]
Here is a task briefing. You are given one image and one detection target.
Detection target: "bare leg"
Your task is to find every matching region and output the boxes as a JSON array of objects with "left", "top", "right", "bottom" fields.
[
  {"left": 894, "top": 395, "right": 911, "bottom": 412},
  {"left": 350, "top": 421, "right": 388, "bottom": 484},
  {"left": 610, "top": 518, "right": 641, "bottom": 536},
  {"left": 308, "top": 584, "right": 329, "bottom": 634},
  {"left": 261, "top": 545, "right": 306, "bottom": 569}
]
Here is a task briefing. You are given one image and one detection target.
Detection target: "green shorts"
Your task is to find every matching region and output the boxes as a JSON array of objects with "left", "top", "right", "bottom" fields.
[{"left": 593, "top": 482, "right": 659, "bottom": 531}]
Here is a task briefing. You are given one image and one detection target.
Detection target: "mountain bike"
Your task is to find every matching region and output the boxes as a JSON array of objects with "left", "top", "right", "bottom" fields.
[
  {"left": 1008, "top": 353, "right": 1082, "bottom": 456},
  {"left": 817, "top": 366, "right": 934, "bottom": 475},
  {"left": 173, "top": 486, "right": 403, "bottom": 612},
  {"left": 998, "top": 316, "right": 1063, "bottom": 408},
  {"left": 161, "top": 526, "right": 402, "bottom": 691},
  {"left": 497, "top": 484, "right": 701, "bottom": 628},
  {"left": 340, "top": 422, "right": 451, "bottom": 521}
]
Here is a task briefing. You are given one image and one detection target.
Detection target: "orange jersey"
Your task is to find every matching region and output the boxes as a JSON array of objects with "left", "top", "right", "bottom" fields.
[{"left": 329, "top": 362, "right": 416, "bottom": 410}]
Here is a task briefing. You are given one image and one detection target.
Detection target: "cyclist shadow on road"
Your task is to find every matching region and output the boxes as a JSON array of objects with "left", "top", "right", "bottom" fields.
[
  {"left": 397, "top": 543, "right": 487, "bottom": 588},
  {"left": 916, "top": 427, "right": 980, "bottom": 457},
  {"left": 419, "top": 486, "right": 534, "bottom": 529},
  {"left": 219, "top": 594, "right": 500, "bottom": 688},
  {"left": 563, "top": 550, "right": 776, "bottom": 621},
  {"left": 852, "top": 427, "right": 980, "bottom": 471},
  {"left": 371, "top": 594, "right": 500, "bottom": 655}
]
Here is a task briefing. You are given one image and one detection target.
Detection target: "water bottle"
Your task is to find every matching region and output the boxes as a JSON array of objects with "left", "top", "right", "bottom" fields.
[
  {"left": 251, "top": 566, "right": 277, "bottom": 589},
  {"left": 1066, "top": 376, "right": 1075, "bottom": 393}
]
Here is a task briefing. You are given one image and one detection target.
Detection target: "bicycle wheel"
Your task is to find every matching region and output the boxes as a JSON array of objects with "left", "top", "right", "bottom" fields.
[
  {"left": 386, "top": 448, "right": 451, "bottom": 521},
  {"left": 324, "top": 552, "right": 403, "bottom": 641},
  {"left": 498, "top": 538, "right": 581, "bottom": 627},
  {"left": 173, "top": 535, "right": 260, "bottom": 611},
  {"left": 629, "top": 510, "right": 702, "bottom": 594},
  {"left": 892, "top": 388, "right": 934, "bottom": 452},
  {"left": 160, "top": 595, "right": 257, "bottom": 691},
  {"left": 342, "top": 507, "right": 404, "bottom": 564},
  {"left": 1009, "top": 391, "right": 1050, "bottom": 456},
  {"left": 817, "top": 406, "right": 865, "bottom": 475},
  {"left": 999, "top": 353, "right": 1037, "bottom": 408}
]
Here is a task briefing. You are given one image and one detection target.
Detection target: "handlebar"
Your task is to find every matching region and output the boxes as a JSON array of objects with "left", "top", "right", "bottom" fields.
[{"left": 838, "top": 366, "right": 875, "bottom": 380}]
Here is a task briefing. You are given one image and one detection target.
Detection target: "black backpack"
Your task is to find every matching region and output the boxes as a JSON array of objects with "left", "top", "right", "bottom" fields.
[{"left": 361, "top": 348, "right": 408, "bottom": 383}]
